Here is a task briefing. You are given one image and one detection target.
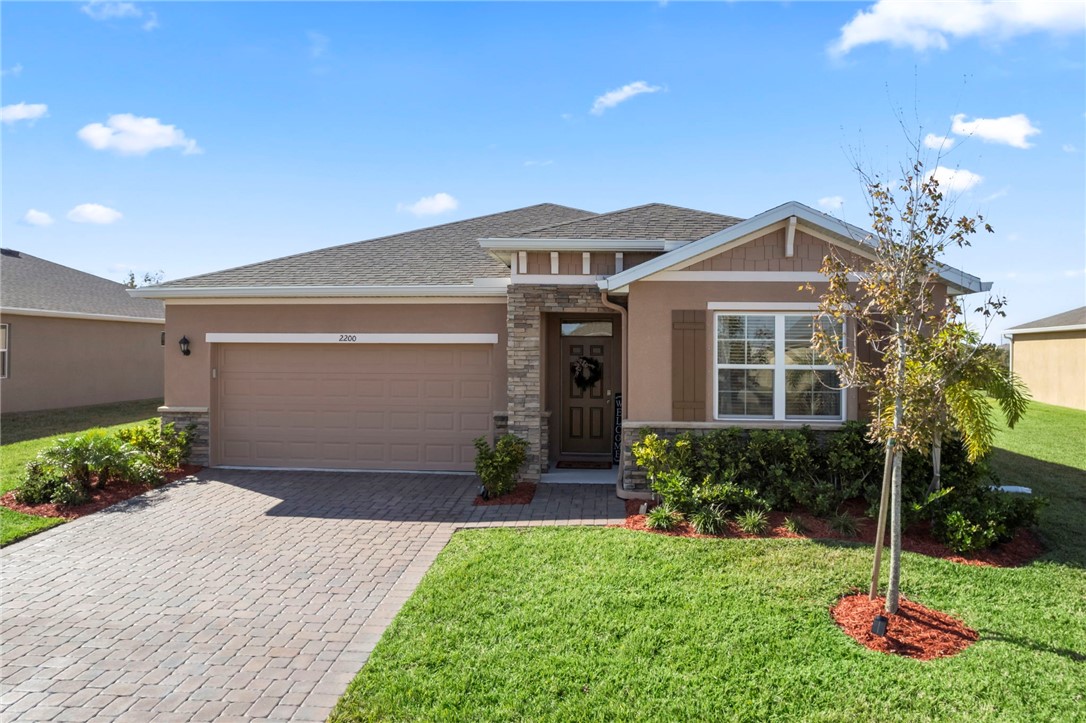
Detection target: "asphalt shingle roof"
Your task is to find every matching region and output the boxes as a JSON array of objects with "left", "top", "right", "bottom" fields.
[
  {"left": 1, "top": 249, "right": 164, "bottom": 320},
  {"left": 153, "top": 204, "right": 596, "bottom": 289},
  {"left": 1007, "top": 306, "right": 1086, "bottom": 332},
  {"left": 507, "top": 203, "right": 744, "bottom": 241}
]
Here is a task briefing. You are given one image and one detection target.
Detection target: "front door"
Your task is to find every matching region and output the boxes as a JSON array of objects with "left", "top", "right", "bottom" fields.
[{"left": 561, "top": 334, "right": 613, "bottom": 455}]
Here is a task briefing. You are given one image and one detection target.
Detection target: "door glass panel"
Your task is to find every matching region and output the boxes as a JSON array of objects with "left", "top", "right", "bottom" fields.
[{"left": 561, "top": 321, "right": 612, "bottom": 337}]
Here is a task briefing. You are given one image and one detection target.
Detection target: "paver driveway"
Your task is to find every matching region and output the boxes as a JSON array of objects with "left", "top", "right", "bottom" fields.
[{"left": 1, "top": 469, "right": 625, "bottom": 722}]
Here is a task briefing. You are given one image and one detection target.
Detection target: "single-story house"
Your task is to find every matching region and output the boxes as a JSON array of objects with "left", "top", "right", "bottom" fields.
[
  {"left": 0, "top": 249, "right": 165, "bottom": 414},
  {"left": 133, "top": 201, "right": 987, "bottom": 496},
  {"left": 1005, "top": 306, "right": 1086, "bottom": 411}
]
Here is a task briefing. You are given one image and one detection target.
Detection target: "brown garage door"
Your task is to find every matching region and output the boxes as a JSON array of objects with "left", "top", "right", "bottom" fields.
[{"left": 216, "top": 344, "right": 495, "bottom": 471}]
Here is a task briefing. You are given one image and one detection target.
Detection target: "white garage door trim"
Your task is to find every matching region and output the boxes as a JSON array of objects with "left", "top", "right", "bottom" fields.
[{"left": 207, "top": 333, "right": 498, "bottom": 344}]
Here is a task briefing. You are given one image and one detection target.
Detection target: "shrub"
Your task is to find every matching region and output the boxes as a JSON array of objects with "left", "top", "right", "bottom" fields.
[
  {"left": 932, "top": 490, "right": 1044, "bottom": 554},
  {"left": 744, "top": 429, "right": 814, "bottom": 510},
  {"left": 473, "top": 434, "right": 527, "bottom": 499},
  {"left": 782, "top": 515, "right": 809, "bottom": 535},
  {"left": 735, "top": 508, "right": 769, "bottom": 535},
  {"left": 935, "top": 510, "right": 999, "bottom": 554},
  {"left": 117, "top": 421, "right": 195, "bottom": 469},
  {"left": 829, "top": 511, "right": 858, "bottom": 537},
  {"left": 689, "top": 505, "right": 726, "bottom": 535},
  {"left": 645, "top": 503, "right": 683, "bottom": 531},
  {"left": 14, "top": 461, "right": 82, "bottom": 505}
]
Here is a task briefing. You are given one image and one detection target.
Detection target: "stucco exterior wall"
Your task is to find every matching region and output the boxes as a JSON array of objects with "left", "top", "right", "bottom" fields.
[
  {"left": 1012, "top": 331, "right": 1086, "bottom": 410},
  {"left": 0, "top": 313, "right": 164, "bottom": 414}
]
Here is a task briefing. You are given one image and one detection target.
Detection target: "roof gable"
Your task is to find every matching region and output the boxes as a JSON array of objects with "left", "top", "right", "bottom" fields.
[
  {"left": 0, "top": 249, "right": 164, "bottom": 320},
  {"left": 1006, "top": 306, "right": 1086, "bottom": 333},
  {"left": 602, "top": 201, "right": 988, "bottom": 295}
]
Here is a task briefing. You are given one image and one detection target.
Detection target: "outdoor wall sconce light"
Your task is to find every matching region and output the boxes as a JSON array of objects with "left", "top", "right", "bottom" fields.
[
  {"left": 178, "top": 336, "right": 191, "bottom": 356},
  {"left": 871, "top": 615, "right": 889, "bottom": 637}
]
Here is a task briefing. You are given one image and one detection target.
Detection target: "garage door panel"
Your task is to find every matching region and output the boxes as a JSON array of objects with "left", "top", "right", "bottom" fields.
[{"left": 218, "top": 343, "right": 494, "bottom": 471}]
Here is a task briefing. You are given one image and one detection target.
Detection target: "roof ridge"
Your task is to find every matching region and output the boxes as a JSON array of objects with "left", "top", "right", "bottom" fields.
[
  {"left": 502, "top": 201, "right": 744, "bottom": 239},
  {"left": 151, "top": 203, "right": 591, "bottom": 288}
]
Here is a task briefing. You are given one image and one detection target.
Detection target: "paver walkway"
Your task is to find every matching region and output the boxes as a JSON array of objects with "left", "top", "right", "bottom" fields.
[{"left": 1, "top": 470, "right": 625, "bottom": 722}]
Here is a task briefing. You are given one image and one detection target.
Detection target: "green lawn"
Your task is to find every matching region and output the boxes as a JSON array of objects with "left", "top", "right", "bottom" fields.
[
  {"left": 332, "top": 400, "right": 1086, "bottom": 722},
  {"left": 0, "top": 398, "right": 162, "bottom": 546}
]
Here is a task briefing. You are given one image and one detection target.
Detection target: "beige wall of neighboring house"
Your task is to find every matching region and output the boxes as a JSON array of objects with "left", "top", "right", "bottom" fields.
[
  {"left": 1012, "top": 330, "right": 1086, "bottom": 410},
  {"left": 0, "top": 313, "right": 164, "bottom": 414}
]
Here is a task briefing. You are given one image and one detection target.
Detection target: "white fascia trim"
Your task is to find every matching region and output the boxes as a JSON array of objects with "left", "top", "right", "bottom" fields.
[
  {"left": 1005, "top": 324, "right": 1086, "bottom": 336},
  {"left": 602, "top": 200, "right": 987, "bottom": 294},
  {"left": 130, "top": 283, "right": 510, "bottom": 299},
  {"left": 647, "top": 271, "right": 866, "bottom": 283},
  {"left": 0, "top": 307, "right": 164, "bottom": 324},
  {"left": 513, "top": 275, "right": 604, "bottom": 285},
  {"left": 479, "top": 238, "right": 672, "bottom": 252},
  {"left": 205, "top": 332, "right": 499, "bottom": 344},
  {"left": 158, "top": 406, "right": 209, "bottom": 413},
  {"left": 163, "top": 297, "right": 505, "bottom": 306},
  {"left": 708, "top": 302, "right": 822, "bottom": 310}
]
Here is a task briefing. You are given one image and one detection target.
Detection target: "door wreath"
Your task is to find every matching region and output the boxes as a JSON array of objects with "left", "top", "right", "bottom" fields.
[{"left": 570, "top": 356, "right": 603, "bottom": 391}]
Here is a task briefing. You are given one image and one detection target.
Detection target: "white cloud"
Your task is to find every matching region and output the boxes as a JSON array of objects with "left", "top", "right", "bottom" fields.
[
  {"left": 830, "top": 0, "right": 1086, "bottom": 56},
  {"left": 524, "top": 159, "right": 554, "bottom": 167},
  {"left": 925, "top": 166, "right": 984, "bottom": 194},
  {"left": 67, "top": 203, "right": 123, "bottom": 224},
  {"left": 81, "top": 1, "right": 157, "bottom": 29},
  {"left": 78, "top": 114, "right": 202, "bottom": 155},
  {"left": 1, "top": 63, "right": 23, "bottom": 77},
  {"left": 923, "top": 133, "right": 955, "bottom": 150},
  {"left": 1, "top": 102, "right": 48, "bottom": 124},
  {"left": 560, "top": 113, "right": 574, "bottom": 121},
  {"left": 396, "top": 192, "right": 459, "bottom": 217},
  {"left": 590, "top": 81, "right": 662, "bottom": 116},
  {"left": 818, "top": 196, "right": 845, "bottom": 211},
  {"left": 22, "top": 209, "right": 54, "bottom": 227},
  {"left": 1062, "top": 144, "right": 1077, "bottom": 153},
  {"left": 950, "top": 113, "right": 1040, "bottom": 148},
  {"left": 307, "top": 31, "right": 329, "bottom": 59}
]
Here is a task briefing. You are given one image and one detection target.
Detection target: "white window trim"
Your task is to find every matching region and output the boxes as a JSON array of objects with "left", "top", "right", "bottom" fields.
[
  {"left": 712, "top": 312, "right": 845, "bottom": 422},
  {"left": 0, "top": 323, "right": 8, "bottom": 379}
]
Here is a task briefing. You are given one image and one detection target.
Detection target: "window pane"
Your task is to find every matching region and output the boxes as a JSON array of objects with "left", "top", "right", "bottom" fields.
[
  {"left": 717, "top": 340, "right": 746, "bottom": 364},
  {"left": 784, "top": 315, "right": 843, "bottom": 365},
  {"left": 0, "top": 325, "right": 7, "bottom": 349},
  {"left": 561, "top": 321, "right": 612, "bottom": 337},
  {"left": 718, "top": 369, "right": 774, "bottom": 417},
  {"left": 785, "top": 369, "right": 841, "bottom": 418},
  {"left": 717, "top": 315, "right": 775, "bottom": 366}
]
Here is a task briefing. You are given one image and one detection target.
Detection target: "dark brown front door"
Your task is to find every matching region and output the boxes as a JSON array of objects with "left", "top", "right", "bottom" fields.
[{"left": 562, "top": 337, "right": 612, "bottom": 455}]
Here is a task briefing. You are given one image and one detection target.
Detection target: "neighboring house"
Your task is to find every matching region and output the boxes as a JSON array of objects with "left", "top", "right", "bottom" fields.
[
  {"left": 0, "top": 249, "right": 165, "bottom": 414},
  {"left": 133, "top": 202, "right": 987, "bottom": 496},
  {"left": 1005, "top": 306, "right": 1086, "bottom": 411}
]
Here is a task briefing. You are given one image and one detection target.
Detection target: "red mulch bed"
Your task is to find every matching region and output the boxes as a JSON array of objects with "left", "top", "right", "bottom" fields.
[
  {"left": 473, "top": 482, "right": 537, "bottom": 506},
  {"left": 621, "top": 499, "right": 1043, "bottom": 568},
  {"left": 832, "top": 592, "right": 978, "bottom": 660},
  {"left": 0, "top": 465, "right": 202, "bottom": 521}
]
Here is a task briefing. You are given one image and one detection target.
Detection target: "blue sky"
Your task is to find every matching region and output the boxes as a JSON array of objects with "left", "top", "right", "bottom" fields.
[{"left": 3, "top": 1, "right": 1084, "bottom": 339}]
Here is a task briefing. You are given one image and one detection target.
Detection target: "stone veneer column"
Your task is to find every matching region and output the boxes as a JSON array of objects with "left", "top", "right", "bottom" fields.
[
  {"left": 506, "top": 284, "right": 618, "bottom": 482},
  {"left": 159, "top": 407, "right": 210, "bottom": 467}
]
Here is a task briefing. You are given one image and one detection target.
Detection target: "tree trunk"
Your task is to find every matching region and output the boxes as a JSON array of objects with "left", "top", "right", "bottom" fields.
[
  {"left": 928, "top": 430, "right": 943, "bottom": 494},
  {"left": 869, "top": 444, "right": 894, "bottom": 599},
  {"left": 886, "top": 326, "right": 907, "bottom": 615}
]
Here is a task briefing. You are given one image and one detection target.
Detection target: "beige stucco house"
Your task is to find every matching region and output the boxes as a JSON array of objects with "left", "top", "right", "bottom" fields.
[
  {"left": 1005, "top": 306, "right": 1086, "bottom": 411},
  {"left": 134, "top": 201, "right": 987, "bottom": 496},
  {"left": 0, "top": 249, "right": 165, "bottom": 414}
]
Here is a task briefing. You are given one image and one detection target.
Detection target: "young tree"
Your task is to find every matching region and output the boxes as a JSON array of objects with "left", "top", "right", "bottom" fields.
[
  {"left": 123, "top": 270, "right": 165, "bottom": 288},
  {"left": 811, "top": 153, "right": 1008, "bottom": 614}
]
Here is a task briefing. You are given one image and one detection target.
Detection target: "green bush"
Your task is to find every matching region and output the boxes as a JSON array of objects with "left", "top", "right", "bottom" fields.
[
  {"left": 14, "top": 461, "right": 85, "bottom": 506},
  {"left": 689, "top": 505, "right": 726, "bottom": 535},
  {"left": 735, "top": 508, "right": 769, "bottom": 535},
  {"left": 782, "top": 515, "right": 808, "bottom": 535},
  {"left": 744, "top": 429, "right": 815, "bottom": 510},
  {"left": 116, "top": 421, "right": 195, "bottom": 469},
  {"left": 473, "top": 434, "right": 528, "bottom": 499},
  {"left": 645, "top": 503, "right": 683, "bottom": 531},
  {"left": 829, "top": 511, "right": 858, "bottom": 537}
]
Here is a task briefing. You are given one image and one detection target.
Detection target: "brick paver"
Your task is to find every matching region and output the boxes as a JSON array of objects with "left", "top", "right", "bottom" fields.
[{"left": 1, "top": 470, "right": 625, "bottom": 721}]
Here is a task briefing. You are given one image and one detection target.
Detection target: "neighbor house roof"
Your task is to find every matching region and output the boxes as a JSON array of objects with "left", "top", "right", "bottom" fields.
[
  {"left": 1005, "top": 306, "right": 1086, "bottom": 335},
  {"left": 0, "top": 249, "right": 164, "bottom": 322},
  {"left": 142, "top": 204, "right": 595, "bottom": 293},
  {"left": 500, "top": 203, "right": 744, "bottom": 241}
]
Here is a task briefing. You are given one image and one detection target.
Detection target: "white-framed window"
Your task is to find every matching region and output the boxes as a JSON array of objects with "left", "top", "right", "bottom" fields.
[
  {"left": 0, "top": 323, "right": 8, "bottom": 379},
  {"left": 714, "top": 312, "right": 844, "bottom": 421}
]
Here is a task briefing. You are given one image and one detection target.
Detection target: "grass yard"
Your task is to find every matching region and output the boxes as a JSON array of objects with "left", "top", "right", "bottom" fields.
[
  {"left": 332, "top": 400, "right": 1086, "bottom": 722},
  {"left": 0, "top": 398, "right": 162, "bottom": 546}
]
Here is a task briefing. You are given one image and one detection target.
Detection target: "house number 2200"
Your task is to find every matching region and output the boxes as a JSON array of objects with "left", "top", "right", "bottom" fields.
[{"left": 338, "top": 334, "right": 357, "bottom": 342}]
